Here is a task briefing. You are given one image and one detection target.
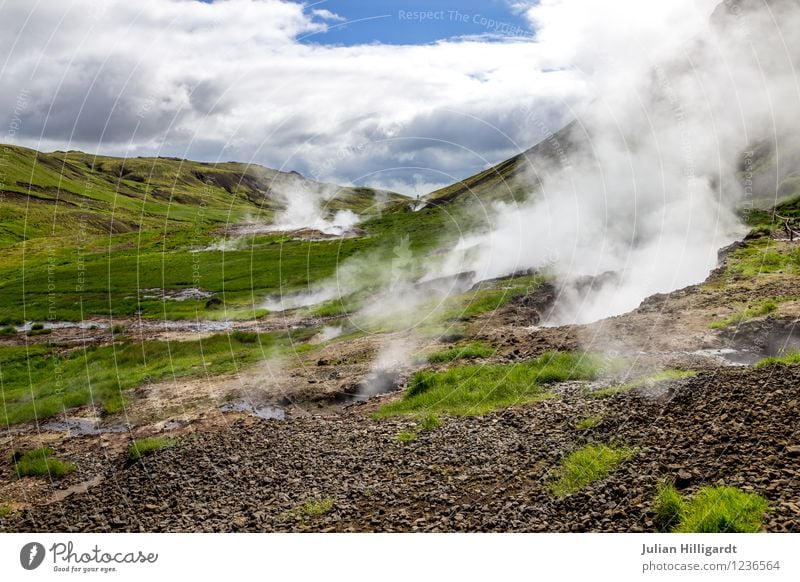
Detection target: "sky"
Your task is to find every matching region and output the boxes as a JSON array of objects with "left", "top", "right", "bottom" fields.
[
  {"left": 291, "top": 0, "right": 532, "bottom": 46},
  {"left": 0, "top": 0, "right": 718, "bottom": 195}
]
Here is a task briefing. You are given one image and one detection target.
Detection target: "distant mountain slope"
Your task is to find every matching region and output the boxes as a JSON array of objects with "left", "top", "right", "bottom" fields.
[
  {"left": 424, "top": 117, "right": 800, "bottom": 213},
  {"left": 423, "top": 122, "right": 582, "bottom": 206},
  {"left": 0, "top": 145, "right": 404, "bottom": 244}
]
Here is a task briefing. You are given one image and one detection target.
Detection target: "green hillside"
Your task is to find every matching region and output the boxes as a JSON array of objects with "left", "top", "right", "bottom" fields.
[
  {"left": 424, "top": 122, "right": 581, "bottom": 205},
  {"left": 0, "top": 144, "right": 403, "bottom": 245},
  {"left": 0, "top": 145, "right": 412, "bottom": 322},
  {"left": 2, "top": 124, "right": 796, "bottom": 325}
]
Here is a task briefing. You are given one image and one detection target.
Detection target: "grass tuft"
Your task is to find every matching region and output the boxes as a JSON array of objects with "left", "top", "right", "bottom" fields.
[
  {"left": 396, "top": 431, "right": 418, "bottom": 442},
  {"left": 231, "top": 330, "right": 259, "bottom": 343},
  {"left": 658, "top": 486, "right": 769, "bottom": 533},
  {"left": 427, "top": 342, "right": 494, "bottom": 363},
  {"left": 709, "top": 299, "right": 778, "bottom": 329},
  {"left": 755, "top": 351, "right": 800, "bottom": 368},
  {"left": 128, "top": 437, "right": 178, "bottom": 461},
  {"left": 301, "top": 498, "right": 333, "bottom": 517},
  {"left": 550, "top": 444, "right": 633, "bottom": 497},
  {"left": 396, "top": 413, "right": 442, "bottom": 442},
  {"left": 14, "top": 447, "right": 75, "bottom": 479},
  {"left": 418, "top": 413, "right": 442, "bottom": 431},
  {"left": 653, "top": 483, "right": 685, "bottom": 531},
  {"left": 377, "top": 351, "right": 608, "bottom": 418},
  {"left": 310, "top": 299, "right": 358, "bottom": 318},
  {"left": 575, "top": 415, "right": 603, "bottom": 430},
  {"left": 458, "top": 288, "right": 525, "bottom": 319},
  {"left": 590, "top": 369, "right": 697, "bottom": 399},
  {"left": 0, "top": 504, "right": 10, "bottom": 518},
  {"left": 725, "top": 240, "right": 800, "bottom": 278},
  {"left": 26, "top": 328, "right": 52, "bottom": 337}
]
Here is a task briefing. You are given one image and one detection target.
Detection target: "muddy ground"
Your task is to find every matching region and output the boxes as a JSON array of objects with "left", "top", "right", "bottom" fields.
[{"left": 1, "top": 234, "right": 799, "bottom": 532}]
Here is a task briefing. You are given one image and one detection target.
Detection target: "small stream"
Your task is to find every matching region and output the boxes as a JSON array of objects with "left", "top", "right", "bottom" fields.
[
  {"left": 15, "top": 321, "right": 108, "bottom": 333},
  {"left": 219, "top": 400, "right": 286, "bottom": 420},
  {"left": 10, "top": 317, "right": 318, "bottom": 337},
  {"left": 40, "top": 418, "right": 131, "bottom": 436},
  {"left": 692, "top": 348, "right": 762, "bottom": 366}
]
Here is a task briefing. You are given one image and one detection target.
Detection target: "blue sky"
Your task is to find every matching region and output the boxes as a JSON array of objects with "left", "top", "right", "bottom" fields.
[
  {"left": 305, "top": 0, "right": 532, "bottom": 45},
  {"left": 201, "top": 0, "right": 533, "bottom": 45}
]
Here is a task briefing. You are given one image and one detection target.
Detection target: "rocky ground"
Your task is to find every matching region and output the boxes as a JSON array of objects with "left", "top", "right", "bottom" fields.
[
  {"left": 1, "top": 234, "right": 799, "bottom": 532},
  {"left": 2, "top": 365, "right": 798, "bottom": 532}
]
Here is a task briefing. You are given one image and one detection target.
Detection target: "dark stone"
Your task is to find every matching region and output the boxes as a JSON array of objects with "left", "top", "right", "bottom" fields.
[
  {"left": 675, "top": 470, "right": 693, "bottom": 489},
  {"left": 786, "top": 445, "right": 800, "bottom": 458},
  {"left": 205, "top": 296, "right": 223, "bottom": 309}
]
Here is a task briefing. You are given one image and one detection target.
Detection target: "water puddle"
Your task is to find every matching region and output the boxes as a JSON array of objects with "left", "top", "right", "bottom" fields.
[
  {"left": 41, "top": 418, "right": 131, "bottom": 436},
  {"left": 719, "top": 318, "right": 800, "bottom": 364},
  {"left": 347, "top": 370, "right": 402, "bottom": 403},
  {"left": 692, "top": 348, "right": 762, "bottom": 366},
  {"left": 219, "top": 400, "right": 286, "bottom": 420},
  {"left": 765, "top": 324, "right": 800, "bottom": 356},
  {"left": 15, "top": 321, "right": 108, "bottom": 333},
  {"left": 136, "top": 319, "right": 236, "bottom": 333},
  {"left": 139, "top": 287, "right": 214, "bottom": 302},
  {"left": 157, "top": 420, "right": 184, "bottom": 431}
]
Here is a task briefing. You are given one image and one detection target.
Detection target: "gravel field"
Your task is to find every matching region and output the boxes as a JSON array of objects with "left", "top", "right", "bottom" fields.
[{"left": 4, "top": 366, "right": 798, "bottom": 532}]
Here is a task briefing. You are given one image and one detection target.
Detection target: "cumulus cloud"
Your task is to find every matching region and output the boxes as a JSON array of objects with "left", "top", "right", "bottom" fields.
[
  {"left": 311, "top": 9, "right": 345, "bottom": 22},
  {"left": 0, "top": 0, "right": 583, "bottom": 193},
  {"left": 518, "top": 0, "right": 719, "bottom": 75}
]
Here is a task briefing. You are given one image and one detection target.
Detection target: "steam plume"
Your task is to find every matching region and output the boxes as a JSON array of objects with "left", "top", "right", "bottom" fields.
[{"left": 435, "top": 0, "right": 800, "bottom": 324}]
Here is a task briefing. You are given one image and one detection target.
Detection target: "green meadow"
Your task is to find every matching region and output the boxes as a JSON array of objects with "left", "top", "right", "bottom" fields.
[
  {"left": 0, "top": 145, "right": 502, "bottom": 323},
  {"left": 0, "top": 328, "right": 315, "bottom": 425},
  {"left": 0, "top": 144, "right": 525, "bottom": 425}
]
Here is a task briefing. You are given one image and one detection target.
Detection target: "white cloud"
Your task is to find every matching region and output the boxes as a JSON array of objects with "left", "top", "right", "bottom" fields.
[
  {"left": 311, "top": 8, "right": 345, "bottom": 22},
  {"left": 518, "top": 0, "right": 719, "bottom": 74},
  {"left": 0, "top": 0, "right": 585, "bottom": 193}
]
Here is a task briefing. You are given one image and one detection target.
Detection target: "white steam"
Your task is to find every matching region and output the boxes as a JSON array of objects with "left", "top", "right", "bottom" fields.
[
  {"left": 270, "top": 178, "right": 362, "bottom": 236},
  {"left": 358, "top": 335, "right": 418, "bottom": 398},
  {"left": 314, "top": 325, "right": 344, "bottom": 343},
  {"left": 268, "top": 1, "right": 800, "bottom": 384},
  {"left": 191, "top": 237, "right": 245, "bottom": 253},
  {"left": 435, "top": 0, "right": 800, "bottom": 324}
]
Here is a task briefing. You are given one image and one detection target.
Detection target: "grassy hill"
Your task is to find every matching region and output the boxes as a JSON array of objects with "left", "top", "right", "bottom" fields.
[
  {"left": 2, "top": 120, "right": 798, "bottom": 325},
  {"left": 0, "top": 145, "right": 403, "bottom": 245},
  {"left": 423, "top": 122, "right": 581, "bottom": 205},
  {"left": 0, "top": 145, "right": 414, "bottom": 323}
]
